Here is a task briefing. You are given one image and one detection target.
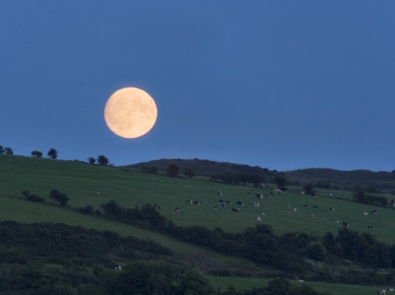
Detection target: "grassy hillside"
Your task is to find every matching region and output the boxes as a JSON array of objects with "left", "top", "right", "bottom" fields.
[
  {"left": 2, "top": 154, "right": 395, "bottom": 294},
  {"left": 1, "top": 154, "right": 394, "bottom": 243}
]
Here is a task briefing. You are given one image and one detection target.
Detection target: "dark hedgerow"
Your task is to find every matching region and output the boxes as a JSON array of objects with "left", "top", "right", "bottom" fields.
[{"left": 49, "top": 189, "right": 69, "bottom": 206}]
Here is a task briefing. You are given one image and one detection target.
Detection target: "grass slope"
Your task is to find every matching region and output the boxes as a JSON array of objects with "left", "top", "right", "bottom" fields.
[
  {"left": 1, "top": 154, "right": 395, "bottom": 294},
  {"left": 1, "top": 154, "right": 394, "bottom": 243}
]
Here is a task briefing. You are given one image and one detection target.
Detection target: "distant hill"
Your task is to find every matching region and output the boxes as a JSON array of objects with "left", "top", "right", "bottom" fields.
[
  {"left": 124, "top": 158, "right": 281, "bottom": 178},
  {"left": 284, "top": 168, "right": 395, "bottom": 192},
  {"left": 124, "top": 158, "right": 395, "bottom": 193}
]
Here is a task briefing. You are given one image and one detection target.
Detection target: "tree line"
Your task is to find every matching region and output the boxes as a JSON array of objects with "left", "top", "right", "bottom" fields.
[
  {"left": 0, "top": 144, "right": 111, "bottom": 166},
  {"left": 98, "top": 200, "right": 395, "bottom": 284},
  {"left": 0, "top": 221, "right": 329, "bottom": 295}
]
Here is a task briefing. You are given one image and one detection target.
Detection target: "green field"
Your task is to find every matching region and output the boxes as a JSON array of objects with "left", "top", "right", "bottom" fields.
[
  {"left": 207, "top": 276, "right": 386, "bottom": 295},
  {"left": 1, "top": 154, "right": 395, "bottom": 294},
  {"left": 1, "top": 155, "right": 393, "bottom": 243}
]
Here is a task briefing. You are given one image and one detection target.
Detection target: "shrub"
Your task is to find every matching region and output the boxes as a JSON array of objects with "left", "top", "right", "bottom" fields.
[{"left": 49, "top": 189, "right": 69, "bottom": 206}]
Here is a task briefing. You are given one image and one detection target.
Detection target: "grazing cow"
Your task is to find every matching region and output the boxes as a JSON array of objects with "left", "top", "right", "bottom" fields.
[
  {"left": 252, "top": 202, "right": 260, "bottom": 207},
  {"left": 329, "top": 208, "right": 335, "bottom": 211},
  {"left": 332, "top": 219, "right": 340, "bottom": 223},
  {"left": 186, "top": 200, "right": 193, "bottom": 205},
  {"left": 217, "top": 191, "right": 223, "bottom": 196},
  {"left": 304, "top": 204, "right": 311, "bottom": 208},
  {"left": 371, "top": 210, "right": 378, "bottom": 215},
  {"left": 256, "top": 216, "right": 261, "bottom": 222},
  {"left": 343, "top": 222, "right": 349, "bottom": 229},
  {"left": 388, "top": 288, "right": 394, "bottom": 292},
  {"left": 232, "top": 208, "right": 240, "bottom": 212},
  {"left": 113, "top": 265, "right": 122, "bottom": 271},
  {"left": 298, "top": 279, "right": 305, "bottom": 283},
  {"left": 193, "top": 200, "right": 202, "bottom": 206},
  {"left": 329, "top": 193, "right": 335, "bottom": 198},
  {"left": 368, "top": 225, "right": 375, "bottom": 230},
  {"left": 363, "top": 212, "right": 368, "bottom": 215},
  {"left": 261, "top": 212, "right": 267, "bottom": 216},
  {"left": 154, "top": 203, "right": 161, "bottom": 209},
  {"left": 312, "top": 205, "right": 318, "bottom": 208},
  {"left": 236, "top": 201, "right": 244, "bottom": 206},
  {"left": 254, "top": 194, "right": 263, "bottom": 199},
  {"left": 175, "top": 207, "right": 181, "bottom": 212}
]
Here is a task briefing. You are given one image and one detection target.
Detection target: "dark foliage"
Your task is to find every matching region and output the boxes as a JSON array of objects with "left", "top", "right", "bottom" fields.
[
  {"left": 166, "top": 164, "right": 179, "bottom": 177},
  {"left": 49, "top": 189, "right": 69, "bottom": 206},
  {"left": 100, "top": 200, "right": 395, "bottom": 279},
  {"left": 0, "top": 221, "right": 171, "bottom": 265},
  {"left": 97, "top": 155, "right": 109, "bottom": 166},
  {"left": 47, "top": 148, "right": 58, "bottom": 159},
  {"left": 31, "top": 150, "right": 43, "bottom": 158}
]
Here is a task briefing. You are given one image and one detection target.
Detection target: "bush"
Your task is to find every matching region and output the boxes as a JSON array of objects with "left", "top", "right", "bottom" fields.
[
  {"left": 49, "top": 189, "right": 69, "bottom": 206},
  {"left": 27, "top": 194, "right": 45, "bottom": 203},
  {"left": 78, "top": 205, "right": 95, "bottom": 215}
]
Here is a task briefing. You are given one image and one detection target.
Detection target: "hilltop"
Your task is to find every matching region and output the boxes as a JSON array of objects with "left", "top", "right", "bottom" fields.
[{"left": 124, "top": 158, "right": 395, "bottom": 193}]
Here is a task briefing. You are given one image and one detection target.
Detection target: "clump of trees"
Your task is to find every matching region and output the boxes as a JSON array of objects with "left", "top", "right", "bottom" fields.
[
  {"left": 47, "top": 148, "right": 58, "bottom": 159},
  {"left": 210, "top": 173, "right": 265, "bottom": 187},
  {"left": 87, "top": 155, "right": 111, "bottom": 166},
  {"left": 0, "top": 145, "right": 13, "bottom": 155},
  {"left": 31, "top": 150, "right": 43, "bottom": 158},
  {"left": 353, "top": 187, "right": 388, "bottom": 206},
  {"left": 98, "top": 200, "right": 395, "bottom": 281}
]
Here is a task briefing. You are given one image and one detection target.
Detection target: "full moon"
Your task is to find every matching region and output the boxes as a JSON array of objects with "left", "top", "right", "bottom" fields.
[{"left": 104, "top": 87, "right": 158, "bottom": 138}]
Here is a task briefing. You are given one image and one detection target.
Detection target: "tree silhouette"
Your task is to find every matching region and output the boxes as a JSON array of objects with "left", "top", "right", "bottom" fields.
[
  {"left": 97, "top": 155, "right": 109, "bottom": 166},
  {"left": 47, "top": 148, "right": 58, "bottom": 159},
  {"left": 88, "top": 157, "right": 96, "bottom": 164},
  {"left": 5, "top": 147, "right": 13, "bottom": 155},
  {"left": 31, "top": 151, "right": 43, "bottom": 158}
]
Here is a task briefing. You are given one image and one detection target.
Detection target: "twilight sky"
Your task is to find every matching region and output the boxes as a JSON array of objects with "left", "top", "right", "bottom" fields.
[{"left": 1, "top": 1, "right": 394, "bottom": 172}]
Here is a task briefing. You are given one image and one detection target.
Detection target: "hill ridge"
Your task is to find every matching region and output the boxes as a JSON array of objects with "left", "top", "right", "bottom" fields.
[{"left": 124, "top": 158, "right": 395, "bottom": 192}]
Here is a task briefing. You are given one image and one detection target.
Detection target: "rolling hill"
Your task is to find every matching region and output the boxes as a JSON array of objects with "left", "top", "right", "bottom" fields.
[
  {"left": 125, "top": 158, "right": 395, "bottom": 193},
  {"left": 1, "top": 154, "right": 395, "bottom": 294}
]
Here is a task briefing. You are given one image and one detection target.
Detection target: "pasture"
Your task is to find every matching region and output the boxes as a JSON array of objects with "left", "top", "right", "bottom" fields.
[
  {"left": 1, "top": 155, "right": 395, "bottom": 244},
  {"left": 2, "top": 155, "right": 395, "bottom": 294},
  {"left": 207, "top": 276, "right": 388, "bottom": 295}
]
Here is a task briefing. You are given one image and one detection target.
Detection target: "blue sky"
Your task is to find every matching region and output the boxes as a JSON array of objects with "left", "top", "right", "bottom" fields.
[{"left": 1, "top": 1, "right": 394, "bottom": 172}]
